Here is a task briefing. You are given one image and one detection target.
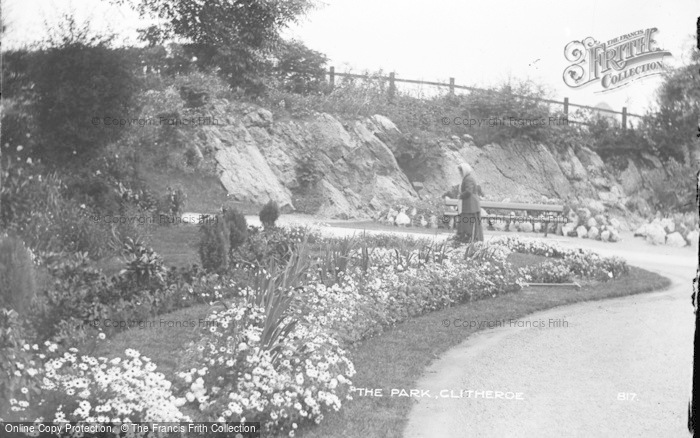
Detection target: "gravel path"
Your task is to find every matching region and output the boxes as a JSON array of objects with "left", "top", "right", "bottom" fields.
[{"left": 401, "top": 233, "right": 695, "bottom": 437}]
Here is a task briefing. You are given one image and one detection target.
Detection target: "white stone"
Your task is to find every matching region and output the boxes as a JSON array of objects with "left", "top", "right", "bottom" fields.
[
  {"left": 576, "top": 225, "right": 588, "bottom": 238},
  {"left": 587, "top": 226, "right": 600, "bottom": 240},
  {"left": 609, "top": 229, "right": 621, "bottom": 242},
  {"left": 493, "top": 220, "right": 507, "bottom": 231},
  {"left": 428, "top": 215, "right": 439, "bottom": 229},
  {"left": 687, "top": 230, "right": 699, "bottom": 247},
  {"left": 586, "top": 217, "right": 598, "bottom": 229},
  {"left": 600, "top": 230, "right": 611, "bottom": 242},
  {"left": 610, "top": 218, "right": 621, "bottom": 229},
  {"left": 634, "top": 224, "right": 648, "bottom": 237},
  {"left": 645, "top": 224, "right": 667, "bottom": 245},
  {"left": 661, "top": 218, "right": 675, "bottom": 234},
  {"left": 562, "top": 223, "right": 577, "bottom": 237},
  {"left": 666, "top": 232, "right": 687, "bottom": 247},
  {"left": 395, "top": 211, "right": 411, "bottom": 226}
]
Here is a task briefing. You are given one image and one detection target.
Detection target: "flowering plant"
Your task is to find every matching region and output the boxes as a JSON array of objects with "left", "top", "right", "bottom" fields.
[{"left": 177, "top": 302, "right": 355, "bottom": 436}]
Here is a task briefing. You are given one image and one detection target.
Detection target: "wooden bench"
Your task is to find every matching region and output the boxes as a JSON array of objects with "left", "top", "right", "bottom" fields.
[{"left": 443, "top": 198, "right": 567, "bottom": 237}]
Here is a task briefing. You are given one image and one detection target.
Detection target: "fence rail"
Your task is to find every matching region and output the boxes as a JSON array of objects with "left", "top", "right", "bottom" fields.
[{"left": 325, "top": 67, "right": 643, "bottom": 129}]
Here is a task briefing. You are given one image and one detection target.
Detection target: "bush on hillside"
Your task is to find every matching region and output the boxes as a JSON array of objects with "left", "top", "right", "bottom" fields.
[{"left": 30, "top": 17, "right": 139, "bottom": 161}]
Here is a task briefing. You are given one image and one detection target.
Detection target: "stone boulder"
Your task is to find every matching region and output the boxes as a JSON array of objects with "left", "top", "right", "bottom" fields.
[
  {"left": 610, "top": 218, "right": 621, "bottom": 229},
  {"left": 661, "top": 218, "right": 675, "bottom": 234},
  {"left": 587, "top": 226, "right": 600, "bottom": 240},
  {"left": 687, "top": 230, "right": 699, "bottom": 247},
  {"left": 576, "top": 225, "right": 588, "bottom": 238},
  {"left": 609, "top": 229, "right": 621, "bottom": 242},
  {"left": 567, "top": 212, "right": 581, "bottom": 227},
  {"left": 586, "top": 217, "right": 598, "bottom": 229},
  {"left": 600, "top": 230, "right": 611, "bottom": 242},
  {"left": 645, "top": 224, "right": 667, "bottom": 245},
  {"left": 634, "top": 224, "right": 649, "bottom": 237},
  {"left": 666, "top": 232, "right": 687, "bottom": 247},
  {"left": 576, "top": 208, "right": 592, "bottom": 222},
  {"left": 594, "top": 214, "right": 608, "bottom": 226},
  {"left": 395, "top": 211, "right": 411, "bottom": 226},
  {"left": 562, "top": 223, "right": 577, "bottom": 237}
]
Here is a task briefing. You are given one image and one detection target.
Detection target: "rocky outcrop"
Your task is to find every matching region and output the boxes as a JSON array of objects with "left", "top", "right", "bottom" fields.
[
  {"left": 166, "top": 97, "right": 674, "bottom": 220},
  {"left": 190, "top": 101, "right": 416, "bottom": 217}
]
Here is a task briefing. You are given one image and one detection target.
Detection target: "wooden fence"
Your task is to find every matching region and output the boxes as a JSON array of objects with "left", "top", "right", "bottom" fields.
[{"left": 324, "top": 67, "right": 643, "bottom": 129}]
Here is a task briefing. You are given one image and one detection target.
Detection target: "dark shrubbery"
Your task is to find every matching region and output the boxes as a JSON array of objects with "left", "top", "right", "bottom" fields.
[
  {"left": 30, "top": 40, "right": 139, "bottom": 161},
  {"left": 259, "top": 200, "right": 280, "bottom": 229},
  {"left": 198, "top": 208, "right": 250, "bottom": 272},
  {"left": 198, "top": 216, "right": 230, "bottom": 273},
  {"left": 223, "top": 208, "right": 248, "bottom": 248}
]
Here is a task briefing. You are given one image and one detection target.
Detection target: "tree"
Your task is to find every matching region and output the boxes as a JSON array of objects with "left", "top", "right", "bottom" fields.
[
  {"left": 641, "top": 48, "right": 700, "bottom": 162},
  {"left": 273, "top": 39, "right": 328, "bottom": 94},
  {"left": 117, "top": 0, "right": 318, "bottom": 93},
  {"left": 29, "top": 15, "right": 139, "bottom": 162}
]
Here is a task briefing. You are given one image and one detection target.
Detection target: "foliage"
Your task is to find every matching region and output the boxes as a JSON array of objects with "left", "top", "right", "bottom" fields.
[
  {"left": 259, "top": 200, "right": 281, "bottom": 229},
  {"left": 0, "top": 164, "right": 122, "bottom": 259},
  {"left": 519, "top": 260, "right": 573, "bottom": 283},
  {"left": 223, "top": 208, "right": 248, "bottom": 249},
  {"left": 640, "top": 48, "right": 700, "bottom": 163},
  {"left": 19, "top": 346, "right": 190, "bottom": 423},
  {"left": 272, "top": 39, "right": 328, "bottom": 94},
  {"left": 295, "top": 153, "right": 324, "bottom": 189},
  {"left": 123, "top": 0, "right": 317, "bottom": 93},
  {"left": 645, "top": 158, "right": 696, "bottom": 213},
  {"left": 119, "top": 237, "right": 167, "bottom": 290},
  {"left": 0, "top": 309, "right": 41, "bottom": 417},
  {"left": 30, "top": 16, "right": 139, "bottom": 161},
  {"left": 178, "top": 301, "right": 354, "bottom": 434},
  {"left": 0, "top": 235, "right": 36, "bottom": 316},
  {"left": 490, "top": 235, "right": 629, "bottom": 281},
  {"left": 198, "top": 215, "right": 230, "bottom": 273}
]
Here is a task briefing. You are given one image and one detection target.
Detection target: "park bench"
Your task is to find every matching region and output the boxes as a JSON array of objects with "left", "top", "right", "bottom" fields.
[{"left": 443, "top": 198, "right": 567, "bottom": 237}]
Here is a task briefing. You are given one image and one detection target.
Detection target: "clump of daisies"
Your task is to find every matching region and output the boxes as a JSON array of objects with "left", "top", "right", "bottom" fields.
[{"left": 176, "top": 302, "right": 355, "bottom": 436}]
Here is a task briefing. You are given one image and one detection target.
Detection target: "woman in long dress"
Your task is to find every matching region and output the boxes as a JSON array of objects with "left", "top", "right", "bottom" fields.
[{"left": 457, "top": 162, "right": 484, "bottom": 242}]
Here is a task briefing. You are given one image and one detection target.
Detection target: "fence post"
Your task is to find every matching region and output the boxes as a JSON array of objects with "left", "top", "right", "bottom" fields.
[
  {"left": 563, "top": 97, "right": 569, "bottom": 120},
  {"left": 329, "top": 66, "right": 335, "bottom": 91},
  {"left": 449, "top": 77, "right": 455, "bottom": 95},
  {"left": 621, "top": 107, "right": 627, "bottom": 130},
  {"left": 388, "top": 72, "right": 396, "bottom": 103}
]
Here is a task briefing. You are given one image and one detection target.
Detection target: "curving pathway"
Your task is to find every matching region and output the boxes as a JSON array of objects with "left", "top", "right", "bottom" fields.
[{"left": 402, "top": 233, "right": 696, "bottom": 437}]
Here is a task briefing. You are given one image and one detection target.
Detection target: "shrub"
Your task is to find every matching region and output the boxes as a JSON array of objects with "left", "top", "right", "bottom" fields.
[
  {"left": 0, "top": 235, "right": 36, "bottom": 316},
  {"left": 198, "top": 215, "right": 230, "bottom": 272},
  {"left": 259, "top": 200, "right": 280, "bottom": 229},
  {"left": 519, "top": 260, "right": 573, "bottom": 283},
  {"left": 223, "top": 207, "right": 248, "bottom": 249},
  {"left": 295, "top": 154, "right": 324, "bottom": 189},
  {"left": 119, "top": 237, "right": 167, "bottom": 290}
]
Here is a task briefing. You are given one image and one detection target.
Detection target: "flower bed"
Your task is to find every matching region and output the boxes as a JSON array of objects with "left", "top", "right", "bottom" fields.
[{"left": 2, "top": 228, "right": 630, "bottom": 435}]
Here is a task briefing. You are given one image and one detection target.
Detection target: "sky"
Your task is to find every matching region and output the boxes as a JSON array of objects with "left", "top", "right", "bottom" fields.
[{"left": 3, "top": 0, "right": 697, "bottom": 115}]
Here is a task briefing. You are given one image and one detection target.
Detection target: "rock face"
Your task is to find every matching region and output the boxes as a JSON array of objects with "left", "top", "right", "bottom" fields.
[
  {"left": 192, "top": 102, "right": 417, "bottom": 217},
  {"left": 165, "top": 96, "right": 668, "bottom": 219}
]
